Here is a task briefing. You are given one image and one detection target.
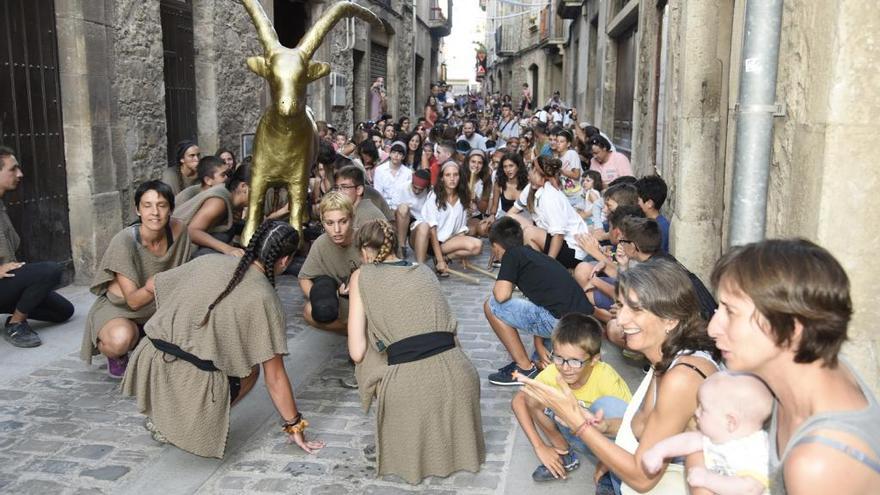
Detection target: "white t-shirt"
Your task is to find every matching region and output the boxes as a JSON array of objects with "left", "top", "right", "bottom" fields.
[
  {"left": 496, "top": 118, "right": 520, "bottom": 148},
  {"left": 419, "top": 192, "right": 469, "bottom": 243},
  {"left": 703, "top": 430, "right": 770, "bottom": 493},
  {"left": 391, "top": 182, "right": 429, "bottom": 224},
  {"left": 559, "top": 148, "right": 583, "bottom": 204},
  {"left": 532, "top": 184, "right": 589, "bottom": 259},
  {"left": 458, "top": 133, "right": 487, "bottom": 151},
  {"left": 372, "top": 161, "right": 412, "bottom": 209}
]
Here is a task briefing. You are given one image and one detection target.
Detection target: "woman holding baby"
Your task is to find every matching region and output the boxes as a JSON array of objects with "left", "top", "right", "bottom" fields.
[
  {"left": 522, "top": 239, "right": 880, "bottom": 495},
  {"left": 519, "top": 256, "right": 721, "bottom": 494},
  {"left": 707, "top": 239, "right": 880, "bottom": 494}
]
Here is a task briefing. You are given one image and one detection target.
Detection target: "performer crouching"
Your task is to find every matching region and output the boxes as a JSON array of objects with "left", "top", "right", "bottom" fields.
[
  {"left": 122, "top": 220, "right": 324, "bottom": 457},
  {"left": 298, "top": 191, "right": 361, "bottom": 334}
]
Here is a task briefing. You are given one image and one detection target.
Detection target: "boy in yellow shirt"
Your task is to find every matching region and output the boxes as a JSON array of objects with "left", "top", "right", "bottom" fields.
[{"left": 512, "top": 313, "right": 631, "bottom": 482}]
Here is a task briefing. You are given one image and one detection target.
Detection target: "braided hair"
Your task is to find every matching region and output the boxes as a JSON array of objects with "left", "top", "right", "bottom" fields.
[
  {"left": 356, "top": 219, "right": 398, "bottom": 264},
  {"left": 199, "top": 220, "right": 299, "bottom": 326}
]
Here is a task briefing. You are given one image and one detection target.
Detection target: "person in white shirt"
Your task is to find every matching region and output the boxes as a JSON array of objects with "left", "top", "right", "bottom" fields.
[
  {"left": 457, "top": 120, "right": 487, "bottom": 151},
  {"left": 554, "top": 129, "right": 584, "bottom": 209},
  {"left": 372, "top": 141, "right": 412, "bottom": 209},
  {"left": 412, "top": 161, "right": 482, "bottom": 276},
  {"left": 510, "top": 156, "right": 589, "bottom": 269},
  {"left": 496, "top": 103, "right": 520, "bottom": 149},
  {"left": 392, "top": 169, "right": 431, "bottom": 258}
]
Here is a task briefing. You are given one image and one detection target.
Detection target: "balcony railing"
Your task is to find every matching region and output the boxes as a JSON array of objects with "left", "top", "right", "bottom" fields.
[
  {"left": 427, "top": 0, "right": 452, "bottom": 37},
  {"left": 557, "top": 0, "right": 584, "bottom": 19}
]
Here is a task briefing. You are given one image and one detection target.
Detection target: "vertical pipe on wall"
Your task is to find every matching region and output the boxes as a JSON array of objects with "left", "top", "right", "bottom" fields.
[
  {"left": 413, "top": 0, "right": 417, "bottom": 119},
  {"left": 728, "top": 0, "right": 784, "bottom": 246}
]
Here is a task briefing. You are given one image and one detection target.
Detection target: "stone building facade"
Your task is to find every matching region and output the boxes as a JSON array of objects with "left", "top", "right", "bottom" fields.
[
  {"left": 1, "top": 0, "right": 449, "bottom": 284},
  {"left": 485, "top": 0, "right": 880, "bottom": 391}
]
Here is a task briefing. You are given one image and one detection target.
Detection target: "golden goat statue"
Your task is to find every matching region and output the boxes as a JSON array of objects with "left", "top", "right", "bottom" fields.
[{"left": 239, "top": 0, "right": 384, "bottom": 244}]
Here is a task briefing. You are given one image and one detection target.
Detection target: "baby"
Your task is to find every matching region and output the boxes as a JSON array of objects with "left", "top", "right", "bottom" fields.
[{"left": 642, "top": 372, "right": 772, "bottom": 495}]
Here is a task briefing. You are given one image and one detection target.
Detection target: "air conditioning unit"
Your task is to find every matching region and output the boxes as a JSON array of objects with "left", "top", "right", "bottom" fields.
[{"left": 330, "top": 72, "right": 347, "bottom": 107}]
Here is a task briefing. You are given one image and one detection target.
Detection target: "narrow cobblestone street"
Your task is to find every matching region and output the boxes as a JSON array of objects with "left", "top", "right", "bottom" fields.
[{"left": 0, "top": 245, "right": 644, "bottom": 494}]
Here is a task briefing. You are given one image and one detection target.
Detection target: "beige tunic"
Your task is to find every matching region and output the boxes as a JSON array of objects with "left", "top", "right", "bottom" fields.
[
  {"left": 356, "top": 262, "right": 485, "bottom": 483},
  {"left": 355, "top": 199, "right": 388, "bottom": 228},
  {"left": 174, "top": 184, "right": 202, "bottom": 206},
  {"left": 162, "top": 166, "right": 197, "bottom": 196},
  {"left": 363, "top": 186, "right": 394, "bottom": 220},
  {"left": 298, "top": 233, "right": 361, "bottom": 317},
  {"left": 172, "top": 185, "right": 235, "bottom": 256},
  {"left": 0, "top": 201, "right": 20, "bottom": 263},
  {"left": 80, "top": 223, "right": 190, "bottom": 364},
  {"left": 121, "top": 254, "right": 288, "bottom": 458}
]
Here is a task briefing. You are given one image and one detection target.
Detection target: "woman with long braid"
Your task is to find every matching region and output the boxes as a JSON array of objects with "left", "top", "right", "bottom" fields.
[
  {"left": 122, "top": 220, "right": 324, "bottom": 458},
  {"left": 348, "top": 219, "right": 485, "bottom": 483}
]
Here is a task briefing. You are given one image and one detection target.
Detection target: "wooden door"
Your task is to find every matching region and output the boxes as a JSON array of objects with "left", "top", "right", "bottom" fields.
[{"left": 0, "top": 0, "right": 72, "bottom": 271}]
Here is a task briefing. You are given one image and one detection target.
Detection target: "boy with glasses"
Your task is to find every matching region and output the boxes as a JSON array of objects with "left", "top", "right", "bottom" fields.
[{"left": 512, "top": 313, "right": 631, "bottom": 482}]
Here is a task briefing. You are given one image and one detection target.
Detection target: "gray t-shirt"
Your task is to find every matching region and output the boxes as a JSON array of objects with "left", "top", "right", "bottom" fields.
[{"left": 768, "top": 360, "right": 880, "bottom": 493}]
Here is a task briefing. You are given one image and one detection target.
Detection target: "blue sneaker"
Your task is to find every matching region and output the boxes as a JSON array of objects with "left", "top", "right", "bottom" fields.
[
  {"left": 531, "top": 451, "right": 580, "bottom": 481},
  {"left": 488, "top": 361, "right": 538, "bottom": 386}
]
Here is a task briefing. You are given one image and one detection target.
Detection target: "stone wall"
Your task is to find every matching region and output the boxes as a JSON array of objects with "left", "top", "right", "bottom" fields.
[
  {"left": 765, "top": 0, "right": 880, "bottom": 392},
  {"left": 303, "top": 0, "right": 442, "bottom": 137},
  {"left": 56, "top": 0, "right": 168, "bottom": 282},
  {"left": 110, "top": 1, "right": 168, "bottom": 207},
  {"left": 194, "top": 0, "right": 264, "bottom": 158}
]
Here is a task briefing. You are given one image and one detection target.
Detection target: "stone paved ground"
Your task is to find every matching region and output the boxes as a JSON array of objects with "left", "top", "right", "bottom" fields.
[{"left": 0, "top": 244, "right": 644, "bottom": 494}]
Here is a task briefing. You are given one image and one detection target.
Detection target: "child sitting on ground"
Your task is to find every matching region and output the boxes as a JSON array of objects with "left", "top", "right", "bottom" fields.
[
  {"left": 642, "top": 372, "right": 772, "bottom": 495},
  {"left": 511, "top": 313, "right": 632, "bottom": 482}
]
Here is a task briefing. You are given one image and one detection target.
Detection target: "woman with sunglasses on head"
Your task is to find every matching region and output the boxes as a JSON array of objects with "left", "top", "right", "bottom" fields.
[
  {"left": 514, "top": 156, "right": 590, "bottom": 270},
  {"left": 519, "top": 257, "right": 720, "bottom": 495},
  {"left": 122, "top": 220, "right": 324, "bottom": 457},
  {"left": 348, "top": 219, "right": 485, "bottom": 483}
]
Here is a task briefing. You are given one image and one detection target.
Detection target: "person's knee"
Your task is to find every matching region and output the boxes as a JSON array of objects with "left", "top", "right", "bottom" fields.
[
  {"left": 469, "top": 239, "right": 482, "bottom": 255},
  {"left": 590, "top": 396, "right": 628, "bottom": 420},
  {"left": 308, "top": 276, "right": 339, "bottom": 324},
  {"left": 396, "top": 204, "right": 410, "bottom": 220},
  {"left": 102, "top": 324, "right": 138, "bottom": 356}
]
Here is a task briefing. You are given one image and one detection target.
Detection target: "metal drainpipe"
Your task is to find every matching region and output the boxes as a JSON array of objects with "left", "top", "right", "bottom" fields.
[
  {"left": 728, "top": 0, "right": 785, "bottom": 246},
  {"left": 413, "top": 0, "right": 418, "bottom": 120}
]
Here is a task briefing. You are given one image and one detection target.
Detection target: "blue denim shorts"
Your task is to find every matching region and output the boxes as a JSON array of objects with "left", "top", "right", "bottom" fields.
[{"left": 488, "top": 294, "right": 558, "bottom": 338}]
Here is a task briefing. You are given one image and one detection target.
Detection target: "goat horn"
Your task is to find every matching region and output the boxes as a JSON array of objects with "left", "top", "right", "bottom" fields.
[
  {"left": 240, "top": 0, "right": 281, "bottom": 54},
  {"left": 297, "top": 1, "right": 384, "bottom": 61}
]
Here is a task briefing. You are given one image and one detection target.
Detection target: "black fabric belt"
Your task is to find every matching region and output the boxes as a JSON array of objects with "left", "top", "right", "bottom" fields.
[
  {"left": 148, "top": 337, "right": 219, "bottom": 372},
  {"left": 385, "top": 332, "right": 455, "bottom": 366}
]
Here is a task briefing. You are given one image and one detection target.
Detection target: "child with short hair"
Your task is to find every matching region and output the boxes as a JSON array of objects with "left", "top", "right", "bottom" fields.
[
  {"left": 511, "top": 313, "right": 631, "bottom": 482},
  {"left": 642, "top": 372, "right": 773, "bottom": 495},
  {"left": 635, "top": 175, "right": 670, "bottom": 253}
]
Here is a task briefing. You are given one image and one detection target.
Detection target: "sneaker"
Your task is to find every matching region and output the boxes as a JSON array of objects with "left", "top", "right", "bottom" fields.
[
  {"left": 531, "top": 451, "right": 580, "bottom": 482},
  {"left": 107, "top": 354, "right": 129, "bottom": 379},
  {"left": 339, "top": 376, "right": 359, "bottom": 389},
  {"left": 3, "top": 320, "right": 41, "bottom": 348},
  {"left": 488, "top": 361, "right": 538, "bottom": 386}
]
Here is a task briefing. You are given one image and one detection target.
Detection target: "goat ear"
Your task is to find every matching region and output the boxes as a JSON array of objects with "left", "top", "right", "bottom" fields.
[
  {"left": 247, "top": 56, "right": 270, "bottom": 78},
  {"left": 307, "top": 61, "right": 331, "bottom": 81}
]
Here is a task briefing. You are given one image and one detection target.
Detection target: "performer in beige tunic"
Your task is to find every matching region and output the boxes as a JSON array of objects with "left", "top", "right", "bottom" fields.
[
  {"left": 174, "top": 154, "right": 229, "bottom": 205},
  {"left": 122, "top": 221, "right": 324, "bottom": 458},
  {"left": 349, "top": 220, "right": 485, "bottom": 484},
  {"left": 172, "top": 163, "right": 250, "bottom": 259},
  {"left": 162, "top": 140, "right": 200, "bottom": 195},
  {"left": 80, "top": 181, "right": 189, "bottom": 377},
  {"left": 298, "top": 191, "right": 361, "bottom": 334}
]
